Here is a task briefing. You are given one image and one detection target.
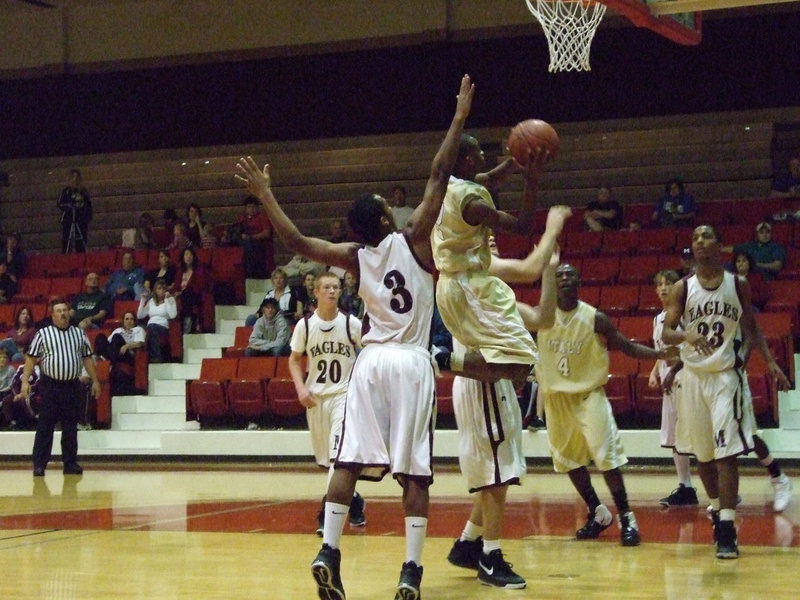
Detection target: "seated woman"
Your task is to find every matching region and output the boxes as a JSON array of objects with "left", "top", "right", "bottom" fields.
[
  {"left": 137, "top": 279, "right": 178, "bottom": 362},
  {"left": 144, "top": 249, "right": 177, "bottom": 294},
  {"left": 728, "top": 250, "right": 771, "bottom": 311},
  {"left": 175, "top": 248, "right": 209, "bottom": 333},
  {"left": 0, "top": 305, "right": 36, "bottom": 362},
  {"left": 185, "top": 203, "right": 206, "bottom": 248},
  {"left": 245, "top": 267, "right": 301, "bottom": 327},
  {"left": 1, "top": 359, "right": 41, "bottom": 431},
  {"left": 96, "top": 311, "right": 146, "bottom": 396},
  {"left": 338, "top": 270, "right": 364, "bottom": 319},
  {"left": 295, "top": 272, "right": 317, "bottom": 319}
]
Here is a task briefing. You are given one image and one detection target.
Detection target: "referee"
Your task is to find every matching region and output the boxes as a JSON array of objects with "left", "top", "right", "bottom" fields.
[{"left": 22, "top": 299, "right": 100, "bottom": 476}]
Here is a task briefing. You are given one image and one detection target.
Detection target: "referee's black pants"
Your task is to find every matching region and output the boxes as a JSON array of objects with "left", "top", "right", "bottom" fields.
[{"left": 32, "top": 377, "right": 82, "bottom": 470}]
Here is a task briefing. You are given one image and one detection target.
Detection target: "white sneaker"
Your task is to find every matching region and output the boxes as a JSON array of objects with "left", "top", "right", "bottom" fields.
[{"left": 771, "top": 474, "right": 793, "bottom": 512}]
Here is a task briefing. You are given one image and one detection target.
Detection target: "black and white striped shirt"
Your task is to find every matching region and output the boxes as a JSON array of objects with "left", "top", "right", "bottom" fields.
[{"left": 27, "top": 325, "right": 92, "bottom": 381}]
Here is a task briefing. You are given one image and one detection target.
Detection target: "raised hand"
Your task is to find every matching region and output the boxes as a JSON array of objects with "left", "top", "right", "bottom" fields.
[
  {"left": 234, "top": 156, "right": 272, "bottom": 201},
  {"left": 455, "top": 74, "right": 475, "bottom": 120}
]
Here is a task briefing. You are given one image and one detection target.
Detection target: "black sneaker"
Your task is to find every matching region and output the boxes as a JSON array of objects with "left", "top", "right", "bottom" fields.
[
  {"left": 349, "top": 492, "right": 366, "bottom": 527},
  {"left": 316, "top": 508, "right": 325, "bottom": 538},
  {"left": 527, "top": 416, "right": 546, "bottom": 431},
  {"left": 715, "top": 520, "right": 739, "bottom": 559},
  {"left": 311, "top": 544, "right": 345, "bottom": 600},
  {"left": 477, "top": 549, "right": 526, "bottom": 589},
  {"left": 446, "top": 537, "right": 482, "bottom": 570},
  {"left": 394, "top": 561, "right": 423, "bottom": 600},
  {"left": 659, "top": 484, "right": 699, "bottom": 507},
  {"left": 618, "top": 511, "right": 641, "bottom": 546},
  {"left": 576, "top": 504, "right": 613, "bottom": 540},
  {"left": 63, "top": 463, "right": 83, "bottom": 475}
]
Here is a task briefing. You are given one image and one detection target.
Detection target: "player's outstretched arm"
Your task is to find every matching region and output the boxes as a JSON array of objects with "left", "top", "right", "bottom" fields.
[
  {"left": 406, "top": 74, "right": 474, "bottom": 260},
  {"left": 489, "top": 205, "right": 571, "bottom": 283},
  {"left": 235, "top": 157, "right": 359, "bottom": 273},
  {"left": 517, "top": 247, "right": 559, "bottom": 332}
]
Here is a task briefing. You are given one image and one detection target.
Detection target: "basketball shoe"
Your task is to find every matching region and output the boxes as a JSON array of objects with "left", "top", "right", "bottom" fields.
[
  {"left": 659, "top": 484, "right": 699, "bottom": 507},
  {"left": 618, "top": 511, "right": 641, "bottom": 546},
  {"left": 348, "top": 492, "right": 366, "bottom": 527},
  {"left": 771, "top": 474, "right": 793, "bottom": 512},
  {"left": 446, "top": 537, "right": 482, "bottom": 570},
  {"left": 394, "top": 561, "right": 423, "bottom": 600},
  {"left": 477, "top": 549, "right": 526, "bottom": 589},
  {"left": 715, "top": 520, "right": 739, "bottom": 559},
  {"left": 576, "top": 503, "right": 613, "bottom": 539},
  {"left": 311, "top": 544, "right": 345, "bottom": 600}
]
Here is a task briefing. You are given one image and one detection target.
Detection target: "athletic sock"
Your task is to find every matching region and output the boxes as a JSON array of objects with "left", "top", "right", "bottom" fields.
[
  {"left": 405, "top": 516, "right": 428, "bottom": 565},
  {"left": 674, "top": 452, "right": 692, "bottom": 487},
  {"left": 460, "top": 520, "right": 483, "bottom": 542},
  {"left": 482, "top": 539, "right": 501, "bottom": 554},
  {"left": 322, "top": 502, "right": 349, "bottom": 549}
]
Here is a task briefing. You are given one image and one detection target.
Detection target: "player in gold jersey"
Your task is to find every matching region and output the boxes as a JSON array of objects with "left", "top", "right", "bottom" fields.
[{"left": 537, "top": 263, "right": 677, "bottom": 546}]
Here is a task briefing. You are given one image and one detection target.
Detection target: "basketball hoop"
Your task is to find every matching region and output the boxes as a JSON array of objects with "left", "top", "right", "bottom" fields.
[{"left": 524, "top": 0, "right": 607, "bottom": 72}]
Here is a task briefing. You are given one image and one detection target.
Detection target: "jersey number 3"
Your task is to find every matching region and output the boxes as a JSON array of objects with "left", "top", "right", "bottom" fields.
[{"left": 384, "top": 270, "right": 413, "bottom": 314}]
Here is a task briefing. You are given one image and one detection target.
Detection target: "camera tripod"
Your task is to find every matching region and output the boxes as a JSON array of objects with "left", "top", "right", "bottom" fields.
[{"left": 64, "top": 204, "right": 86, "bottom": 253}]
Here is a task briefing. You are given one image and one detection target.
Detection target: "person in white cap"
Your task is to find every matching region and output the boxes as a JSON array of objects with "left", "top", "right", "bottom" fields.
[{"left": 723, "top": 222, "right": 786, "bottom": 280}]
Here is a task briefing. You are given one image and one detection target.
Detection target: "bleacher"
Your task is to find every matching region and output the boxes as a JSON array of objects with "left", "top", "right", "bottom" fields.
[{"left": 1, "top": 107, "right": 799, "bottom": 449}]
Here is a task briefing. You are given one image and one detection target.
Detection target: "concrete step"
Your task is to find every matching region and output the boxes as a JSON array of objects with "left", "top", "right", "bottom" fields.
[
  {"left": 184, "top": 347, "right": 222, "bottom": 364},
  {"left": 111, "top": 412, "right": 199, "bottom": 431},
  {"left": 247, "top": 291, "right": 266, "bottom": 306},
  {"left": 245, "top": 278, "right": 272, "bottom": 295},
  {"left": 183, "top": 333, "right": 234, "bottom": 349},
  {"left": 148, "top": 362, "right": 201, "bottom": 380},
  {"left": 113, "top": 395, "right": 186, "bottom": 414},
  {"left": 149, "top": 378, "right": 187, "bottom": 395},
  {"left": 216, "top": 305, "right": 257, "bottom": 321},
  {"left": 218, "top": 319, "right": 241, "bottom": 335}
]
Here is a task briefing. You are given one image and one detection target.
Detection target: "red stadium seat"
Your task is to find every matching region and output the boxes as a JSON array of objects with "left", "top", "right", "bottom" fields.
[
  {"left": 189, "top": 358, "right": 238, "bottom": 418},
  {"left": 581, "top": 257, "right": 620, "bottom": 286},
  {"left": 83, "top": 250, "right": 117, "bottom": 276},
  {"left": 13, "top": 277, "right": 51, "bottom": 303},
  {"left": 224, "top": 326, "right": 253, "bottom": 358},
  {"left": 598, "top": 284, "right": 639, "bottom": 317},
  {"left": 495, "top": 234, "right": 531, "bottom": 259},
  {"left": 617, "top": 255, "right": 659, "bottom": 286},
  {"left": 617, "top": 315, "right": 655, "bottom": 347},
  {"left": 637, "top": 229, "right": 676, "bottom": 254},
  {"left": 577, "top": 285, "right": 600, "bottom": 306},
  {"left": 562, "top": 231, "right": 602, "bottom": 258},
  {"left": 49, "top": 277, "right": 83, "bottom": 302},
  {"left": 227, "top": 357, "right": 278, "bottom": 418},
  {"left": 636, "top": 284, "right": 663, "bottom": 316},
  {"left": 600, "top": 229, "right": 640, "bottom": 256},
  {"left": 436, "top": 373, "right": 456, "bottom": 416},
  {"left": 605, "top": 374, "right": 635, "bottom": 420},
  {"left": 266, "top": 378, "right": 305, "bottom": 417},
  {"left": 633, "top": 360, "right": 663, "bottom": 420}
]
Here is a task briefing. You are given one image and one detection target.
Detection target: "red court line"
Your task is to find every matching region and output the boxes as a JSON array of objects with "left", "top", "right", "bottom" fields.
[{"left": 1, "top": 498, "right": 797, "bottom": 547}]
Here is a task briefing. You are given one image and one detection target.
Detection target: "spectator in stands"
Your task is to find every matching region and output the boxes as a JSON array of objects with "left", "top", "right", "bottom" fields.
[
  {"left": 723, "top": 222, "right": 786, "bottom": 280},
  {"left": 71, "top": 273, "right": 112, "bottom": 330},
  {"left": 95, "top": 311, "right": 146, "bottom": 395},
  {"left": 137, "top": 279, "right": 178, "bottom": 363},
  {"left": 246, "top": 267, "right": 301, "bottom": 327},
  {"left": 770, "top": 155, "right": 800, "bottom": 198},
  {"left": 4, "top": 233, "right": 25, "bottom": 283},
  {"left": 246, "top": 297, "right": 291, "bottom": 357},
  {"left": 651, "top": 178, "right": 696, "bottom": 228},
  {"left": 0, "top": 306, "right": 36, "bottom": 362},
  {"left": 0, "top": 348, "right": 15, "bottom": 392},
  {"left": 199, "top": 223, "right": 217, "bottom": 248},
  {"left": 338, "top": 270, "right": 364, "bottom": 319},
  {"left": 390, "top": 184, "right": 414, "bottom": 229},
  {"left": 1, "top": 360, "right": 41, "bottom": 431},
  {"left": 237, "top": 196, "right": 275, "bottom": 278},
  {"left": 296, "top": 272, "right": 318, "bottom": 319},
  {"left": 0, "top": 261, "right": 16, "bottom": 304},
  {"left": 163, "top": 209, "right": 181, "bottom": 233},
  {"left": 583, "top": 185, "right": 622, "bottom": 231},
  {"left": 105, "top": 251, "right": 146, "bottom": 301},
  {"left": 678, "top": 247, "right": 695, "bottom": 278},
  {"left": 57, "top": 168, "right": 92, "bottom": 253},
  {"left": 175, "top": 247, "right": 209, "bottom": 333},
  {"left": 143, "top": 249, "right": 177, "bottom": 294},
  {"left": 135, "top": 213, "right": 156, "bottom": 249},
  {"left": 168, "top": 222, "right": 193, "bottom": 251},
  {"left": 280, "top": 253, "right": 326, "bottom": 288},
  {"left": 185, "top": 203, "right": 206, "bottom": 247},
  {"left": 329, "top": 219, "right": 347, "bottom": 243},
  {"left": 727, "top": 251, "right": 770, "bottom": 311}
]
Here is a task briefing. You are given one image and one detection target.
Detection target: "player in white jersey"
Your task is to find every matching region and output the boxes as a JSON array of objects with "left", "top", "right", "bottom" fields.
[
  {"left": 236, "top": 74, "right": 475, "bottom": 600},
  {"left": 288, "top": 272, "right": 364, "bottom": 536},
  {"left": 431, "top": 130, "right": 566, "bottom": 387},
  {"left": 647, "top": 269, "right": 700, "bottom": 507},
  {"left": 446, "top": 240, "right": 563, "bottom": 589},
  {"left": 537, "top": 263, "right": 677, "bottom": 547},
  {"left": 662, "top": 225, "right": 790, "bottom": 559}
]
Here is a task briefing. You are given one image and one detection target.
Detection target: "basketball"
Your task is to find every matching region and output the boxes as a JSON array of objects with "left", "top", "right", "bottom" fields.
[{"left": 507, "top": 119, "right": 560, "bottom": 165}]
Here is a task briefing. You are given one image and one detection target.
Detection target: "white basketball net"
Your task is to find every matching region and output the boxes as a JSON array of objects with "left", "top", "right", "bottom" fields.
[{"left": 525, "top": 0, "right": 607, "bottom": 72}]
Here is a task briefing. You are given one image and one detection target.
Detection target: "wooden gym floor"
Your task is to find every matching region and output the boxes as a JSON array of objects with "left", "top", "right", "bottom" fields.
[{"left": 0, "top": 462, "right": 798, "bottom": 599}]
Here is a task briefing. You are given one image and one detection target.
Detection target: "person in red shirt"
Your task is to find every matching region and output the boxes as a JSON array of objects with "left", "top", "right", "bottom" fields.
[{"left": 238, "top": 196, "right": 274, "bottom": 278}]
